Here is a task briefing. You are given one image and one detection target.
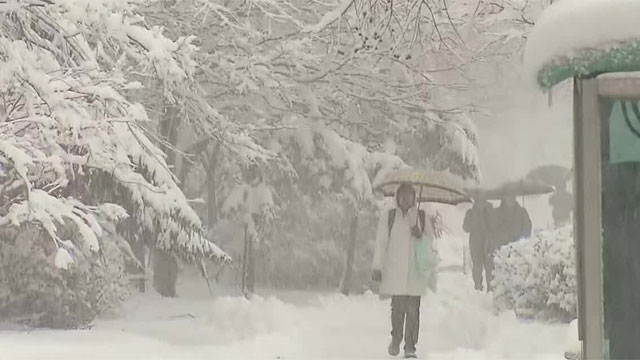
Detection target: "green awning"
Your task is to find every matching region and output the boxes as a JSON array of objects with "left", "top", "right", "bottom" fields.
[{"left": 537, "top": 40, "right": 640, "bottom": 89}]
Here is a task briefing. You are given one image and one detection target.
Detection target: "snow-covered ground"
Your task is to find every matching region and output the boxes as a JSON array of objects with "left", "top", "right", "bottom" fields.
[{"left": 0, "top": 236, "right": 569, "bottom": 360}]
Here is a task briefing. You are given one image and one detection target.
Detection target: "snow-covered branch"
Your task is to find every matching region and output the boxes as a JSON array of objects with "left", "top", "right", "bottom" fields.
[{"left": 0, "top": 0, "right": 230, "bottom": 264}]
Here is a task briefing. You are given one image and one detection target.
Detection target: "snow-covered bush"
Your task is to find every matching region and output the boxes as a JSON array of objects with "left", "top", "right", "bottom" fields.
[
  {"left": 492, "top": 226, "right": 576, "bottom": 322},
  {"left": 0, "top": 226, "right": 129, "bottom": 329}
]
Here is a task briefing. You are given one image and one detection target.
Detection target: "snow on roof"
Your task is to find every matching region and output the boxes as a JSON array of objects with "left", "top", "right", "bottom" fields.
[
  {"left": 598, "top": 71, "right": 640, "bottom": 79},
  {"left": 524, "top": 0, "right": 640, "bottom": 88}
]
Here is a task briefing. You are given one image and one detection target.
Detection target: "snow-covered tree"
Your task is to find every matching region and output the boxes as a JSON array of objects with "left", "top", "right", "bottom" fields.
[
  {"left": 0, "top": 0, "right": 230, "bottom": 274},
  {"left": 141, "top": 0, "right": 481, "bottom": 291},
  {"left": 110, "top": 0, "right": 494, "bottom": 294}
]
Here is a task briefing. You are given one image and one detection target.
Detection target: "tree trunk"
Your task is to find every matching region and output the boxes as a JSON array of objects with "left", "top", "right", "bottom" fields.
[
  {"left": 241, "top": 224, "right": 249, "bottom": 297},
  {"left": 160, "top": 107, "right": 180, "bottom": 167},
  {"left": 153, "top": 248, "right": 178, "bottom": 297},
  {"left": 193, "top": 141, "right": 222, "bottom": 228},
  {"left": 240, "top": 223, "right": 256, "bottom": 297},
  {"left": 153, "top": 106, "right": 180, "bottom": 297},
  {"left": 204, "top": 147, "right": 220, "bottom": 227},
  {"left": 206, "top": 173, "right": 217, "bottom": 227},
  {"left": 130, "top": 236, "right": 148, "bottom": 292},
  {"left": 340, "top": 213, "right": 359, "bottom": 295},
  {"left": 247, "top": 232, "right": 255, "bottom": 293}
]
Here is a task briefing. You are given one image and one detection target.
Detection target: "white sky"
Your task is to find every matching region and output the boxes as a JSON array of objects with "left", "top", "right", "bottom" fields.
[{"left": 475, "top": 78, "right": 573, "bottom": 188}]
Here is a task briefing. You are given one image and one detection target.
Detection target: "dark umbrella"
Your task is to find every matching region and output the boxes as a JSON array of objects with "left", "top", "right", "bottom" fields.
[
  {"left": 526, "top": 165, "right": 572, "bottom": 186},
  {"left": 483, "top": 178, "right": 555, "bottom": 200},
  {"left": 464, "top": 187, "right": 490, "bottom": 200}
]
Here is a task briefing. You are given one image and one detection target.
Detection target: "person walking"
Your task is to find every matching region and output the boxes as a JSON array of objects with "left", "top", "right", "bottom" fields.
[
  {"left": 463, "top": 196, "right": 495, "bottom": 292},
  {"left": 549, "top": 181, "right": 573, "bottom": 227},
  {"left": 372, "top": 183, "right": 434, "bottom": 359},
  {"left": 493, "top": 195, "right": 532, "bottom": 249}
]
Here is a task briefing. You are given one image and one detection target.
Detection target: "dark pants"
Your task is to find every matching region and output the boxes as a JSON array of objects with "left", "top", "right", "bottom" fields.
[
  {"left": 485, "top": 252, "right": 494, "bottom": 292},
  {"left": 471, "top": 249, "right": 493, "bottom": 292},
  {"left": 391, "top": 295, "right": 421, "bottom": 353}
]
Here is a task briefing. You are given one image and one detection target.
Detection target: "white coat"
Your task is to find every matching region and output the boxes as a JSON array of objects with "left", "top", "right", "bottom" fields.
[{"left": 372, "top": 206, "right": 434, "bottom": 296}]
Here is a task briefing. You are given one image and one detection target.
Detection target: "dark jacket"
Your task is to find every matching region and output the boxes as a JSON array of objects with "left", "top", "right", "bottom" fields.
[
  {"left": 463, "top": 200, "right": 494, "bottom": 256},
  {"left": 550, "top": 189, "right": 572, "bottom": 227},
  {"left": 493, "top": 201, "right": 532, "bottom": 249}
]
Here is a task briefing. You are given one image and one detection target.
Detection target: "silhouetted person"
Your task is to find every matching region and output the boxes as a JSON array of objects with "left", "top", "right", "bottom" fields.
[
  {"left": 494, "top": 195, "right": 532, "bottom": 249},
  {"left": 549, "top": 182, "right": 573, "bottom": 227},
  {"left": 463, "top": 196, "right": 495, "bottom": 292}
]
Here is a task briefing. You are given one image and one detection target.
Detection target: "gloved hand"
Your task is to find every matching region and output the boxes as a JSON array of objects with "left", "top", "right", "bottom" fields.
[{"left": 372, "top": 269, "right": 382, "bottom": 282}]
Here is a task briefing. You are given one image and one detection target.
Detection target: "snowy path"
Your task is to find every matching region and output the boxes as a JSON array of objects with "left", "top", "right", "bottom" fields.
[
  {"left": 0, "top": 270, "right": 567, "bottom": 360},
  {"left": 0, "top": 234, "right": 570, "bottom": 359}
]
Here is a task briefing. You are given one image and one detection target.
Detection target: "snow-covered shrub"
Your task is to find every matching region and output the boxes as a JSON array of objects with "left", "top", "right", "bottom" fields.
[
  {"left": 492, "top": 226, "right": 576, "bottom": 322},
  {"left": 0, "top": 227, "right": 129, "bottom": 329}
]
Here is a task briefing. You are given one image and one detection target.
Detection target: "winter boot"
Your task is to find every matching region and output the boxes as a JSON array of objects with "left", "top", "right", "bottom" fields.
[
  {"left": 404, "top": 350, "right": 418, "bottom": 358},
  {"left": 388, "top": 340, "right": 401, "bottom": 356}
]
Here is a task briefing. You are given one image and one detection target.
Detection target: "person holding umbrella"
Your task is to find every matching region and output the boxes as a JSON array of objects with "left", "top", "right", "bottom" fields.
[
  {"left": 549, "top": 181, "right": 572, "bottom": 227},
  {"left": 373, "top": 168, "right": 470, "bottom": 358},
  {"left": 526, "top": 165, "right": 573, "bottom": 228},
  {"left": 372, "top": 183, "right": 432, "bottom": 359},
  {"left": 463, "top": 194, "right": 495, "bottom": 292},
  {"left": 494, "top": 194, "right": 532, "bottom": 248},
  {"left": 481, "top": 179, "right": 547, "bottom": 250}
]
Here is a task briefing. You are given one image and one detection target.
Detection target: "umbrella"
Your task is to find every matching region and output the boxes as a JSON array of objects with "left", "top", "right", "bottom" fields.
[
  {"left": 526, "top": 165, "right": 571, "bottom": 186},
  {"left": 483, "top": 178, "right": 555, "bottom": 200},
  {"left": 377, "top": 168, "right": 471, "bottom": 206},
  {"left": 463, "top": 187, "right": 490, "bottom": 200}
]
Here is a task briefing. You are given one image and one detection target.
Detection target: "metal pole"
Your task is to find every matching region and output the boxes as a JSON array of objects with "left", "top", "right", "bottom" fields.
[{"left": 575, "top": 76, "right": 605, "bottom": 359}]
